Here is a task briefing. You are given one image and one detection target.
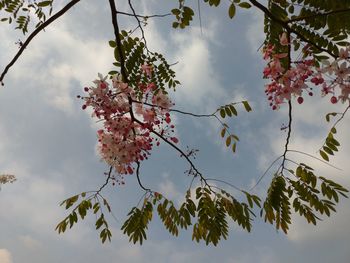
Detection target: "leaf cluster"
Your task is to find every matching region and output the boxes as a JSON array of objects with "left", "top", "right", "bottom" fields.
[
  {"left": 109, "top": 32, "right": 180, "bottom": 97},
  {"left": 218, "top": 101, "right": 252, "bottom": 153},
  {"left": 264, "top": 0, "right": 350, "bottom": 58},
  {"left": 121, "top": 188, "right": 260, "bottom": 246},
  {"left": 319, "top": 125, "right": 339, "bottom": 162},
  {"left": 262, "top": 164, "right": 348, "bottom": 233},
  {"left": 55, "top": 192, "right": 112, "bottom": 243},
  {"left": 0, "top": 0, "right": 53, "bottom": 34},
  {"left": 171, "top": 0, "right": 194, "bottom": 29}
]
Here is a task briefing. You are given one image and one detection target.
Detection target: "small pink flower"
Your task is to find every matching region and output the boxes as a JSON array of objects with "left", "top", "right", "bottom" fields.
[
  {"left": 279, "top": 32, "right": 289, "bottom": 46},
  {"left": 141, "top": 64, "right": 153, "bottom": 78}
]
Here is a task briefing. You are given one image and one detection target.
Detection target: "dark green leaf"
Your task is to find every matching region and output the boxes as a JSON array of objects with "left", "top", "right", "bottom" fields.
[{"left": 228, "top": 4, "right": 236, "bottom": 19}]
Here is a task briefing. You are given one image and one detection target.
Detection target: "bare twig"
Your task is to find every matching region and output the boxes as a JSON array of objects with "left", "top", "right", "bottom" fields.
[
  {"left": 127, "top": 0, "right": 148, "bottom": 49},
  {"left": 0, "top": 0, "right": 81, "bottom": 85},
  {"left": 116, "top": 10, "right": 171, "bottom": 19},
  {"left": 288, "top": 149, "right": 342, "bottom": 170},
  {"left": 250, "top": 155, "right": 283, "bottom": 190},
  {"left": 135, "top": 161, "right": 151, "bottom": 191},
  {"left": 96, "top": 166, "right": 113, "bottom": 194},
  {"left": 206, "top": 178, "right": 242, "bottom": 192}
]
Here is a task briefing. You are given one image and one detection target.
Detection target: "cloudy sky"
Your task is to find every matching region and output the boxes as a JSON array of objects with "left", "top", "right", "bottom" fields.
[{"left": 1, "top": 1, "right": 350, "bottom": 262}]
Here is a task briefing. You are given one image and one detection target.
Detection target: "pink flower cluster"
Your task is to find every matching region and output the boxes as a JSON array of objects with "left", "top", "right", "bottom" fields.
[
  {"left": 319, "top": 47, "right": 350, "bottom": 103},
  {"left": 263, "top": 33, "right": 350, "bottom": 109},
  {"left": 79, "top": 66, "right": 178, "bottom": 176}
]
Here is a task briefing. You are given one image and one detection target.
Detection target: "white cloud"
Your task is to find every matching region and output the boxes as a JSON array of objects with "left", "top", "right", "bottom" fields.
[
  {"left": 158, "top": 178, "right": 183, "bottom": 204},
  {"left": 172, "top": 28, "right": 225, "bottom": 108},
  {"left": 0, "top": 249, "right": 12, "bottom": 263},
  {"left": 5, "top": 18, "right": 113, "bottom": 115}
]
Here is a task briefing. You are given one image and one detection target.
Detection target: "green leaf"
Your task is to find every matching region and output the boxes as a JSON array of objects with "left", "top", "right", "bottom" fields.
[
  {"left": 109, "top": 40, "right": 116, "bottom": 48},
  {"left": 220, "top": 128, "right": 226, "bottom": 138},
  {"left": 37, "top": 1, "right": 52, "bottom": 7},
  {"left": 238, "top": 2, "right": 251, "bottom": 8},
  {"left": 229, "top": 105, "right": 237, "bottom": 116},
  {"left": 319, "top": 150, "right": 329, "bottom": 161},
  {"left": 228, "top": 4, "right": 236, "bottom": 19},
  {"left": 242, "top": 101, "right": 252, "bottom": 112},
  {"left": 232, "top": 143, "right": 236, "bottom": 153},
  {"left": 225, "top": 107, "right": 232, "bottom": 117},
  {"left": 226, "top": 136, "right": 231, "bottom": 146},
  {"left": 220, "top": 108, "right": 226, "bottom": 118},
  {"left": 323, "top": 146, "right": 334, "bottom": 155}
]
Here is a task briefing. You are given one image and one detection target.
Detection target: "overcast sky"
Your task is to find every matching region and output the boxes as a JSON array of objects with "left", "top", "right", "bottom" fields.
[{"left": 1, "top": 1, "right": 350, "bottom": 262}]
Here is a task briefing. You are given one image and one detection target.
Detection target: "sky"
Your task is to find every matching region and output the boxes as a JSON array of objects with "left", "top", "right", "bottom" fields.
[{"left": 1, "top": 1, "right": 350, "bottom": 262}]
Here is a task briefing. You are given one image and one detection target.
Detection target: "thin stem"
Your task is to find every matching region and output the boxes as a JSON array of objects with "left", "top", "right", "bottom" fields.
[
  {"left": 96, "top": 166, "right": 113, "bottom": 194},
  {"left": 0, "top": 0, "right": 81, "bottom": 85},
  {"left": 131, "top": 99, "right": 216, "bottom": 117},
  {"left": 127, "top": 0, "right": 148, "bottom": 49},
  {"left": 250, "top": 155, "right": 283, "bottom": 190},
  {"left": 116, "top": 11, "right": 171, "bottom": 19},
  {"left": 332, "top": 102, "right": 350, "bottom": 128},
  {"left": 108, "top": 0, "right": 128, "bottom": 81},
  {"left": 135, "top": 161, "right": 151, "bottom": 191},
  {"left": 280, "top": 100, "right": 293, "bottom": 173},
  {"left": 288, "top": 8, "right": 350, "bottom": 23},
  {"left": 288, "top": 149, "right": 342, "bottom": 170},
  {"left": 205, "top": 178, "right": 242, "bottom": 192}
]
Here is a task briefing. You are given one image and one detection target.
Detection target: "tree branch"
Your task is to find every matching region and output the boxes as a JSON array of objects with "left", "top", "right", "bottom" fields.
[
  {"left": 127, "top": 0, "right": 148, "bottom": 51},
  {"left": 108, "top": 0, "right": 128, "bottom": 81},
  {"left": 135, "top": 161, "right": 151, "bottom": 192},
  {"left": 248, "top": 0, "right": 337, "bottom": 58},
  {"left": 0, "top": 0, "right": 81, "bottom": 85},
  {"left": 287, "top": 7, "right": 350, "bottom": 23},
  {"left": 96, "top": 166, "right": 113, "bottom": 194}
]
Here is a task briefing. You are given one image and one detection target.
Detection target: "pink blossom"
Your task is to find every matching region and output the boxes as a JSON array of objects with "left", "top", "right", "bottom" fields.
[
  {"left": 80, "top": 72, "right": 178, "bottom": 177},
  {"left": 141, "top": 64, "right": 153, "bottom": 78},
  {"left": 279, "top": 32, "right": 289, "bottom": 46}
]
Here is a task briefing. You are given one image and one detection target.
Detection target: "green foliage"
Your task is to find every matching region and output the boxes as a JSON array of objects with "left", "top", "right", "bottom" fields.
[
  {"left": 109, "top": 32, "right": 180, "bottom": 97},
  {"left": 262, "top": 164, "right": 348, "bottom": 232},
  {"left": 121, "top": 201, "right": 153, "bottom": 244},
  {"left": 0, "top": 0, "right": 53, "bottom": 34},
  {"left": 171, "top": 0, "right": 194, "bottom": 29},
  {"left": 3, "top": 0, "right": 346, "bottom": 247},
  {"left": 264, "top": 0, "right": 350, "bottom": 58},
  {"left": 119, "top": 187, "right": 259, "bottom": 246},
  {"left": 218, "top": 101, "right": 252, "bottom": 153},
  {"left": 319, "top": 115, "right": 341, "bottom": 161},
  {"left": 55, "top": 192, "right": 112, "bottom": 243}
]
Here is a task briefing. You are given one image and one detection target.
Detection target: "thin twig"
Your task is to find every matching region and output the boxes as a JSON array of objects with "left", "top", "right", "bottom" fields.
[
  {"left": 250, "top": 155, "right": 283, "bottom": 190},
  {"left": 288, "top": 149, "right": 342, "bottom": 170},
  {"left": 287, "top": 7, "right": 350, "bottom": 23},
  {"left": 332, "top": 102, "right": 350, "bottom": 128},
  {"left": 131, "top": 99, "right": 216, "bottom": 117},
  {"left": 96, "top": 166, "right": 113, "bottom": 194},
  {"left": 0, "top": 0, "right": 81, "bottom": 85},
  {"left": 116, "top": 10, "right": 171, "bottom": 19},
  {"left": 127, "top": 0, "right": 148, "bottom": 49},
  {"left": 206, "top": 178, "right": 242, "bottom": 192},
  {"left": 135, "top": 161, "right": 151, "bottom": 191}
]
